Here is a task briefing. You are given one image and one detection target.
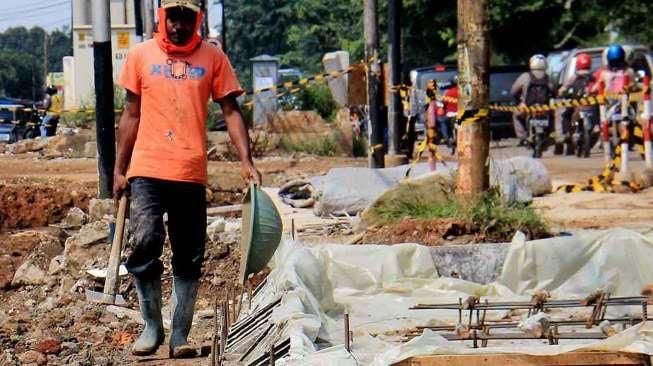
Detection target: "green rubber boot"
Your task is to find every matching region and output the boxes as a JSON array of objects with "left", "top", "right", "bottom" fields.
[
  {"left": 131, "top": 276, "right": 165, "bottom": 356},
  {"left": 169, "top": 276, "right": 199, "bottom": 359}
]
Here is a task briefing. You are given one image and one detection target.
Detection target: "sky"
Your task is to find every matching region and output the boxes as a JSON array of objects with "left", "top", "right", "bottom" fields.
[
  {"left": 0, "top": 0, "right": 221, "bottom": 33},
  {"left": 0, "top": 0, "right": 72, "bottom": 32}
]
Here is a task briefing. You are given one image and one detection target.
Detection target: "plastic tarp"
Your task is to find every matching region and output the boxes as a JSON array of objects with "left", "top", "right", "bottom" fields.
[
  {"left": 490, "top": 156, "right": 552, "bottom": 203},
  {"left": 310, "top": 157, "right": 552, "bottom": 216},
  {"left": 243, "top": 229, "right": 653, "bottom": 365},
  {"left": 310, "top": 163, "right": 434, "bottom": 216}
]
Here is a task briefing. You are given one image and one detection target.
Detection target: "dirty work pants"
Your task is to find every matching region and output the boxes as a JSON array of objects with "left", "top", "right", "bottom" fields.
[{"left": 125, "top": 177, "right": 207, "bottom": 281}]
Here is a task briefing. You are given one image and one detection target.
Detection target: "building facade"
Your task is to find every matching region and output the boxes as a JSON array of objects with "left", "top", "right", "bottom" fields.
[{"left": 66, "top": 0, "right": 138, "bottom": 109}]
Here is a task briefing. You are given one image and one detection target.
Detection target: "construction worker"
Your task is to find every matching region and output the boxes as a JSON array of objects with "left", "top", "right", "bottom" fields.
[
  {"left": 425, "top": 80, "right": 439, "bottom": 170},
  {"left": 114, "top": 0, "right": 261, "bottom": 359},
  {"left": 41, "top": 85, "right": 62, "bottom": 136}
]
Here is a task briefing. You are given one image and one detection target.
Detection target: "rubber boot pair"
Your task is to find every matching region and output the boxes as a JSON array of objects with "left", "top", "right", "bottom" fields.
[{"left": 131, "top": 276, "right": 199, "bottom": 359}]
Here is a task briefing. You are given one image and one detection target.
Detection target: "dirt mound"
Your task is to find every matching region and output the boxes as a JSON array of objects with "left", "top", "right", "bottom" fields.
[
  {"left": 0, "top": 179, "right": 95, "bottom": 232},
  {"left": 266, "top": 110, "right": 331, "bottom": 134},
  {"left": 361, "top": 218, "right": 480, "bottom": 246},
  {"left": 5, "top": 132, "right": 92, "bottom": 158}
]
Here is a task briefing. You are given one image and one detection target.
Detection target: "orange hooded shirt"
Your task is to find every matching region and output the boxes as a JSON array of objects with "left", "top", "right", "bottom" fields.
[{"left": 118, "top": 8, "right": 243, "bottom": 185}]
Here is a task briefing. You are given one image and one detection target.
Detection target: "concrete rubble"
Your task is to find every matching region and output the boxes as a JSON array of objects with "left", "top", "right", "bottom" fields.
[
  {"left": 0, "top": 198, "right": 247, "bottom": 365},
  {"left": 64, "top": 220, "right": 108, "bottom": 249},
  {"left": 11, "top": 260, "right": 47, "bottom": 287},
  {"left": 88, "top": 198, "right": 115, "bottom": 221},
  {"left": 61, "top": 207, "right": 89, "bottom": 228}
]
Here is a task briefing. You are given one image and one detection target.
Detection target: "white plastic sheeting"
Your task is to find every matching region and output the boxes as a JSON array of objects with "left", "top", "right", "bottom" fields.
[
  {"left": 490, "top": 156, "right": 552, "bottom": 203},
  {"left": 310, "top": 157, "right": 552, "bottom": 216},
  {"left": 246, "top": 229, "right": 653, "bottom": 365},
  {"left": 310, "top": 163, "right": 434, "bottom": 216}
]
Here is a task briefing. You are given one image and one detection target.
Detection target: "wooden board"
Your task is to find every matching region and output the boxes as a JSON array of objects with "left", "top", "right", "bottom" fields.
[{"left": 393, "top": 352, "right": 650, "bottom": 366}]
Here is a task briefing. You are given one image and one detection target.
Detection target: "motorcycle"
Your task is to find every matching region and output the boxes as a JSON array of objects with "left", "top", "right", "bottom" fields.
[
  {"left": 528, "top": 111, "right": 552, "bottom": 158},
  {"left": 21, "top": 107, "right": 57, "bottom": 139},
  {"left": 572, "top": 106, "right": 600, "bottom": 158},
  {"left": 22, "top": 108, "right": 43, "bottom": 139}
]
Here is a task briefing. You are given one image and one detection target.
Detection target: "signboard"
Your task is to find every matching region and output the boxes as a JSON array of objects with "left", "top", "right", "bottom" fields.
[{"left": 117, "top": 31, "right": 130, "bottom": 49}]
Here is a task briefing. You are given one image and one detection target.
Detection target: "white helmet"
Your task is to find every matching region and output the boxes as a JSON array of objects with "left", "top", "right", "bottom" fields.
[{"left": 529, "top": 54, "right": 547, "bottom": 71}]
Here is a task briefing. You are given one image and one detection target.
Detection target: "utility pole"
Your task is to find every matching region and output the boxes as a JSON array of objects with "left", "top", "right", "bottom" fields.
[
  {"left": 134, "top": 0, "right": 144, "bottom": 42},
  {"left": 93, "top": 0, "right": 116, "bottom": 199},
  {"left": 221, "top": 0, "right": 227, "bottom": 52},
  {"left": 201, "top": 0, "right": 209, "bottom": 38},
  {"left": 456, "top": 0, "right": 490, "bottom": 197},
  {"left": 143, "top": 0, "right": 155, "bottom": 39},
  {"left": 385, "top": 0, "right": 405, "bottom": 166},
  {"left": 43, "top": 32, "right": 48, "bottom": 86},
  {"left": 364, "top": 0, "right": 384, "bottom": 168}
]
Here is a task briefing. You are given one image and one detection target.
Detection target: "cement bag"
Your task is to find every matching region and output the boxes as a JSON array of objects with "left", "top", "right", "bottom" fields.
[
  {"left": 361, "top": 171, "right": 455, "bottom": 225},
  {"left": 311, "top": 163, "right": 451, "bottom": 217},
  {"left": 490, "top": 157, "right": 552, "bottom": 203}
]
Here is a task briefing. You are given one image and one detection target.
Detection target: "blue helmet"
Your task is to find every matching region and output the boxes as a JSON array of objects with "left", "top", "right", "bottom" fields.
[{"left": 606, "top": 44, "right": 626, "bottom": 68}]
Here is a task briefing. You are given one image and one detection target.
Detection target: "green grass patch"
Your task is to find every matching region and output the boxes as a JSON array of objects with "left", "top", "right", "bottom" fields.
[
  {"left": 373, "top": 189, "right": 549, "bottom": 240},
  {"left": 279, "top": 135, "right": 336, "bottom": 156}
]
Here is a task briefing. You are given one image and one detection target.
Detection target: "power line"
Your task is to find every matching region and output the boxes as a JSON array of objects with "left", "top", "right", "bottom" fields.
[
  {"left": 0, "top": 0, "right": 68, "bottom": 14},
  {"left": 42, "top": 16, "right": 71, "bottom": 29},
  {"left": 0, "top": 0, "right": 69, "bottom": 21},
  {"left": 0, "top": 5, "right": 70, "bottom": 24}
]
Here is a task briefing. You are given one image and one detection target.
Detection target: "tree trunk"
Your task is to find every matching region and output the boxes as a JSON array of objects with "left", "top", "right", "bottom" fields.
[{"left": 456, "top": 0, "right": 490, "bottom": 197}]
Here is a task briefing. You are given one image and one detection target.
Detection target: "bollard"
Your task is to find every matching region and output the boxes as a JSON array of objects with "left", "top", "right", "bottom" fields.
[
  {"left": 644, "top": 81, "right": 653, "bottom": 169},
  {"left": 600, "top": 104, "right": 612, "bottom": 163},
  {"left": 619, "top": 94, "right": 630, "bottom": 176}
]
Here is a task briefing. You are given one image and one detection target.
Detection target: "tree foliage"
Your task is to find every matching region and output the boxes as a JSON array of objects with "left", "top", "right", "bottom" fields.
[
  {"left": 225, "top": 0, "right": 653, "bottom": 87},
  {"left": 0, "top": 26, "right": 72, "bottom": 100}
]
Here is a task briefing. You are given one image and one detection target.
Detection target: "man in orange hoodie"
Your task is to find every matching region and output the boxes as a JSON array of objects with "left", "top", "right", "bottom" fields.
[{"left": 114, "top": 0, "right": 261, "bottom": 358}]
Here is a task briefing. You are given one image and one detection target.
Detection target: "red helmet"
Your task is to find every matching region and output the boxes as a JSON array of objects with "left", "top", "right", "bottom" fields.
[{"left": 576, "top": 53, "right": 592, "bottom": 70}]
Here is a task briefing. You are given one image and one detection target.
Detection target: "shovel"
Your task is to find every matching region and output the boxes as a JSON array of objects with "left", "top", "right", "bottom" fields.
[{"left": 87, "top": 195, "right": 129, "bottom": 305}]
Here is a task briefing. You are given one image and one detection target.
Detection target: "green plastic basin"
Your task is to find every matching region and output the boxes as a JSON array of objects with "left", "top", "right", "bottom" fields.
[{"left": 239, "top": 184, "right": 283, "bottom": 284}]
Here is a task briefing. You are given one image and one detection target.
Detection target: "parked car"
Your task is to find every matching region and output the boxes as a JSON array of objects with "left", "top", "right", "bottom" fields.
[
  {"left": 408, "top": 64, "right": 527, "bottom": 138},
  {"left": 0, "top": 98, "right": 27, "bottom": 143}
]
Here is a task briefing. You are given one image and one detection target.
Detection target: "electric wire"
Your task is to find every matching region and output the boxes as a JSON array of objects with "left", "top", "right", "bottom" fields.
[{"left": 0, "top": 0, "right": 69, "bottom": 22}]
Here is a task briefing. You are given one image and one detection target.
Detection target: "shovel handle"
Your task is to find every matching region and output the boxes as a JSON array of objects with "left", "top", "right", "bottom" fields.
[{"left": 102, "top": 195, "right": 128, "bottom": 303}]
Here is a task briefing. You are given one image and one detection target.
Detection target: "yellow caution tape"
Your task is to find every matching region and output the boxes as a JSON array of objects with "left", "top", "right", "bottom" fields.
[{"left": 555, "top": 123, "right": 645, "bottom": 194}]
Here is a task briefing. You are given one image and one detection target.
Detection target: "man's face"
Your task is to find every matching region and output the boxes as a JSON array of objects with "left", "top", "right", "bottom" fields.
[{"left": 165, "top": 6, "right": 197, "bottom": 45}]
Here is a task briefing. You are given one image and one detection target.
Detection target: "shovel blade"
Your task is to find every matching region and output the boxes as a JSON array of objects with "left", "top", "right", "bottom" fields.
[{"left": 85, "top": 288, "right": 127, "bottom": 306}]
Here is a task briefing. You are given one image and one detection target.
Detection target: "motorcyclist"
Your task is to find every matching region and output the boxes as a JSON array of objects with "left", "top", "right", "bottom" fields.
[
  {"left": 591, "top": 44, "right": 636, "bottom": 164},
  {"left": 558, "top": 53, "right": 599, "bottom": 157},
  {"left": 510, "top": 54, "right": 554, "bottom": 147},
  {"left": 41, "top": 85, "right": 62, "bottom": 136}
]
